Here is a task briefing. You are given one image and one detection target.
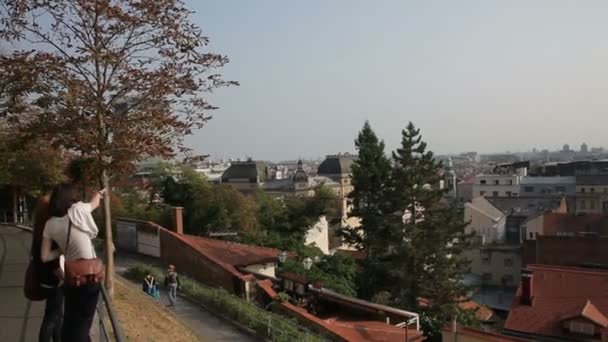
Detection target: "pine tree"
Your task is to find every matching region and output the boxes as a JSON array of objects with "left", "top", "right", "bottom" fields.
[
  {"left": 341, "top": 121, "right": 392, "bottom": 298},
  {"left": 385, "top": 122, "right": 469, "bottom": 324},
  {"left": 342, "top": 121, "right": 391, "bottom": 252}
]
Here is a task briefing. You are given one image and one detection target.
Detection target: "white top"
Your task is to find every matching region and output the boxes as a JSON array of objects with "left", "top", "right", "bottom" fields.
[{"left": 43, "top": 202, "right": 98, "bottom": 261}]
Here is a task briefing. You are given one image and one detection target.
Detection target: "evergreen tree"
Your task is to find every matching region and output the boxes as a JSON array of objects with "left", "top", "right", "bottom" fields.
[
  {"left": 385, "top": 122, "right": 470, "bottom": 330},
  {"left": 341, "top": 121, "right": 392, "bottom": 298}
]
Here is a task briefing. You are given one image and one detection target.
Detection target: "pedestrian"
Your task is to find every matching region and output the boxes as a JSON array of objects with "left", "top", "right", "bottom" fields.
[
  {"left": 164, "top": 265, "right": 180, "bottom": 307},
  {"left": 41, "top": 184, "right": 106, "bottom": 342},
  {"left": 31, "top": 195, "right": 64, "bottom": 342},
  {"left": 142, "top": 273, "right": 159, "bottom": 299}
]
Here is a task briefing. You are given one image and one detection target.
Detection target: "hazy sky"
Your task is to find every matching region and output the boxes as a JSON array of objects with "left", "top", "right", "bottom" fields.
[{"left": 184, "top": 1, "right": 608, "bottom": 161}]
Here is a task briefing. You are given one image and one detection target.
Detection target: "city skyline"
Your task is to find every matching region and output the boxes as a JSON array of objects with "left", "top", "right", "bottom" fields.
[{"left": 183, "top": 1, "right": 608, "bottom": 160}]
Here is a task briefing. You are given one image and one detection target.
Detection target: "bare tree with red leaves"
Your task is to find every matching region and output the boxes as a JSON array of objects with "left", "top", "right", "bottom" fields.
[{"left": 0, "top": 0, "right": 237, "bottom": 295}]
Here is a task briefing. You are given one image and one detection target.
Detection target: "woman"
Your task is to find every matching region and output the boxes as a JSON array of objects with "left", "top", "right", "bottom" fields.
[
  {"left": 41, "top": 184, "right": 106, "bottom": 342},
  {"left": 31, "top": 195, "right": 63, "bottom": 342},
  {"left": 142, "top": 273, "right": 158, "bottom": 299}
]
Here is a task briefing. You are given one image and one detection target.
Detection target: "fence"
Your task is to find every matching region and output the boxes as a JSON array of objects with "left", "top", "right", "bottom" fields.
[{"left": 126, "top": 264, "right": 331, "bottom": 342}]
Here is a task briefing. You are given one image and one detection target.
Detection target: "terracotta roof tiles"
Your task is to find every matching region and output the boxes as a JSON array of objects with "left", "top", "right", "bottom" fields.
[{"left": 504, "top": 265, "right": 608, "bottom": 340}]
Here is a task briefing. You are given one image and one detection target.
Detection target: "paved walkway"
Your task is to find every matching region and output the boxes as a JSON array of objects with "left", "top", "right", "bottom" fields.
[
  {"left": 0, "top": 225, "right": 258, "bottom": 342},
  {"left": 0, "top": 225, "right": 45, "bottom": 342},
  {"left": 115, "top": 253, "right": 259, "bottom": 342}
]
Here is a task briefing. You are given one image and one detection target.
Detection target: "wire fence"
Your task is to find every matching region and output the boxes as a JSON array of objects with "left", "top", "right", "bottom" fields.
[{"left": 126, "top": 264, "right": 331, "bottom": 342}]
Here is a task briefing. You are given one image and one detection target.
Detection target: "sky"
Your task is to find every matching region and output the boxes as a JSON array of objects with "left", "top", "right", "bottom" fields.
[{"left": 183, "top": 1, "right": 608, "bottom": 161}]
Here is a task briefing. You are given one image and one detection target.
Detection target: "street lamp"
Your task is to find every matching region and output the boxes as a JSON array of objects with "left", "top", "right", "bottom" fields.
[{"left": 302, "top": 257, "right": 313, "bottom": 288}]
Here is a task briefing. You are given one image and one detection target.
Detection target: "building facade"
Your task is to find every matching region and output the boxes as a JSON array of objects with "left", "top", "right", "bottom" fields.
[{"left": 575, "top": 175, "right": 608, "bottom": 214}]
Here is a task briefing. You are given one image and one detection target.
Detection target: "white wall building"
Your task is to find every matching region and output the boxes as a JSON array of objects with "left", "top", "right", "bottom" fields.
[{"left": 464, "top": 196, "right": 507, "bottom": 244}]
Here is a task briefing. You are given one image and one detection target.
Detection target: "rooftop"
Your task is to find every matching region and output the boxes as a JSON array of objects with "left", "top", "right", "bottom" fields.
[
  {"left": 178, "top": 234, "right": 280, "bottom": 276},
  {"left": 541, "top": 213, "right": 608, "bottom": 236},
  {"left": 487, "top": 196, "right": 564, "bottom": 218},
  {"left": 442, "top": 325, "right": 528, "bottom": 342},
  {"left": 504, "top": 265, "right": 608, "bottom": 340},
  {"left": 318, "top": 154, "right": 355, "bottom": 176}
]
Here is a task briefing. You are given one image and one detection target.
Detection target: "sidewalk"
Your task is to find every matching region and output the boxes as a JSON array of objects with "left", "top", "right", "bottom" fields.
[
  {"left": 114, "top": 253, "right": 260, "bottom": 342},
  {"left": 0, "top": 225, "right": 46, "bottom": 342}
]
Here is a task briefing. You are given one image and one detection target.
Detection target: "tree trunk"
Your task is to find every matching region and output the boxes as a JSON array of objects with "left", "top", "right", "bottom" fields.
[{"left": 102, "top": 170, "right": 115, "bottom": 297}]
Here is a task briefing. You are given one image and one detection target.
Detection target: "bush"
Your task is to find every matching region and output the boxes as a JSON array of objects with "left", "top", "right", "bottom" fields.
[{"left": 125, "top": 264, "right": 330, "bottom": 342}]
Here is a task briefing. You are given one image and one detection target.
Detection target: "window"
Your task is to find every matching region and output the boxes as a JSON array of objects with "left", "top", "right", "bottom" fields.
[
  {"left": 481, "top": 252, "right": 491, "bottom": 264},
  {"left": 591, "top": 201, "right": 596, "bottom": 210},
  {"left": 492, "top": 191, "right": 499, "bottom": 197},
  {"left": 581, "top": 188, "right": 586, "bottom": 193},
  {"left": 480, "top": 191, "right": 486, "bottom": 196},
  {"left": 581, "top": 200, "right": 587, "bottom": 210},
  {"left": 556, "top": 186, "right": 566, "bottom": 193},
  {"left": 524, "top": 186, "right": 534, "bottom": 192},
  {"left": 494, "top": 180, "right": 500, "bottom": 185},
  {"left": 569, "top": 321, "right": 595, "bottom": 336},
  {"left": 502, "top": 275, "right": 514, "bottom": 285},
  {"left": 591, "top": 188, "right": 595, "bottom": 193},
  {"left": 504, "top": 258, "right": 513, "bottom": 267},
  {"left": 480, "top": 180, "right": 487, "bottom": 185},
  {"left": 508, "top": 179, "right": 513, "bottom": 185},
  {"left": 506, "top": 191, "right": 512, "bottom": 197},
  {"left": 512, "top": 192, "right": 519, "bottom": 197},
  {"left": 529, "top": 232, "right": 534, "bottom": 239}
]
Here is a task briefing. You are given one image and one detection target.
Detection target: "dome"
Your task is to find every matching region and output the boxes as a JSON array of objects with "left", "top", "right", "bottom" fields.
[{"left": 317, "top": 154, "right": 355, "bottom": 176}]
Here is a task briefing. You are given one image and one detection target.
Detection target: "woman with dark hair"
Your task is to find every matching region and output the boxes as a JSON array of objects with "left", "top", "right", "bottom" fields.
[
  {"left": 41, "top": 184, "right": 106, "bottom": 342},
  {"left": 31, "top": 195, "right": 63, "bottom": 342}
]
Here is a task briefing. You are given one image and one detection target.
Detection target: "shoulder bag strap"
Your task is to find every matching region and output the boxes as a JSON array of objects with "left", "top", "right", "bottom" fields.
[{"left": 65, "top": 220, "right": 72, "bottom": 255}]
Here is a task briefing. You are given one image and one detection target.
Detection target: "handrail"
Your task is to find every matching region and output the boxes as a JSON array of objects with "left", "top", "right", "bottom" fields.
[{"left": 99, "top": 283, "right": 126, "bottom": 342}]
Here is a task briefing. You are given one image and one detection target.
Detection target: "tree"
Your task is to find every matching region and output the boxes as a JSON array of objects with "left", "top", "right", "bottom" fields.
[
  {"left": 0, "top": 0, "right": 236, "bottom": 295},
  {"left": 340, "top": 121, "right": 392, "bottom": 298},
  {"left": 383, "top": 122, "right": 470, "bottom": 337},
  {"left": 0, "top": 133, "right": 67, "bottom": 223}
]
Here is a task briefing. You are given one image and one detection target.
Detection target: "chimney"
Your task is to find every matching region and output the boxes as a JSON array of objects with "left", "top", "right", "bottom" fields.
[
  {"left": 172, "top": 206, "right": 184, "bottom": 235},
  {"left": 520, "top": 269, "right": 533, "bottom": 305}
]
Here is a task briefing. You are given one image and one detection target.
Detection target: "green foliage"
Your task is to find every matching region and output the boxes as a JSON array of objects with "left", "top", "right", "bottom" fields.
[
  {"left": 125, "top": 264, "right": 329, "bottom": 342},
  {"left": 150, "top": 164, "right": 258, "bottom": 235},
  {"left": 0, "top": 135, "right": 67, "bottom": 196},
  {"left": 279, "top": 253, "right": 358, "bottom": 297},
  {"left": 347, "top": 121, "right": 472, "bottom": 339},
  {"left": 341, "top": 121, "right": 392, "bottom": 254}
]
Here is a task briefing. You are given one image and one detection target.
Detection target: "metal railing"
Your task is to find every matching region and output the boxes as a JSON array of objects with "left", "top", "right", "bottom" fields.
[{"left": 97, "top": 283, "right": 126, "bottom": 342}]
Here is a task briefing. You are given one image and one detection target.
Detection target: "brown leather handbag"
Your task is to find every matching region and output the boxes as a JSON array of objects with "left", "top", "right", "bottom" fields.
[{"left": 64, "top": 221, "right": 105, "bottom": 287}]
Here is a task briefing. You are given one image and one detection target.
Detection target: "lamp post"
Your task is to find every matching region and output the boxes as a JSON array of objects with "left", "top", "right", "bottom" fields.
[
  {"left": 278, "top": 250, "right": 288, "bottom": 264},
  {"left": 302, "top": 257, "right": 313, "bottom": 289}
]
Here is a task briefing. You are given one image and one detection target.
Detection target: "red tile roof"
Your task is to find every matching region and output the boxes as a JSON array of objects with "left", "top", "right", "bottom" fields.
[
  {"left": 561, "top": 300, "right": 608, "bottom": 328},
  {"left": 176, "top": 234, "right": 280, "bottom": 277},
  {"left": 256, "top": 280, "right": 424, "bottom": 341},
  {"left": 542, "top": 213, "right": 608, "bottom": 236},
  {"left": 442, "top": 325, "right": 528, "bottom": 342},
  {"left": 504, "top": 265, "right": 608, "bottom": 340}
]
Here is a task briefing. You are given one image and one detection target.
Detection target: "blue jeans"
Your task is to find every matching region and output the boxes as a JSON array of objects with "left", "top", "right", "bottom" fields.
[{"left": 168, "top": 284, "right": 177, "bottom": 305}]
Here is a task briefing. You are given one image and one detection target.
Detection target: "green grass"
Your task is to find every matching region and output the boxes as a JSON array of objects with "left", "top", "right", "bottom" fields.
[{"left": 126, "top": 264, "right": 331, "bottom": 342}]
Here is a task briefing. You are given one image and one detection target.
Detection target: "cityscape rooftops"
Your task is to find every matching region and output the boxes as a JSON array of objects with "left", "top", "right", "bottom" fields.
[
  {"left": 576, "top": 174, "right": 608, "bottom": 186},
  {"left": 520, "top": 176, "right": 575, "bottom": 184},
  {"left": 486, "top": 196, "right": 564, "bottom": 218},
  {"left": 504, "top": 265, "right": 608, "bottom": 340}
]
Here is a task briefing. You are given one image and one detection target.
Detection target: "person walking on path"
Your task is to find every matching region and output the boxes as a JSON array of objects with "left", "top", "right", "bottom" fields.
[
  {"left": 41, "top": 184, "right": 106, "bottom": 342},
  {"left": 164, "top": 265, "right": 180, "bottom": 307}
]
